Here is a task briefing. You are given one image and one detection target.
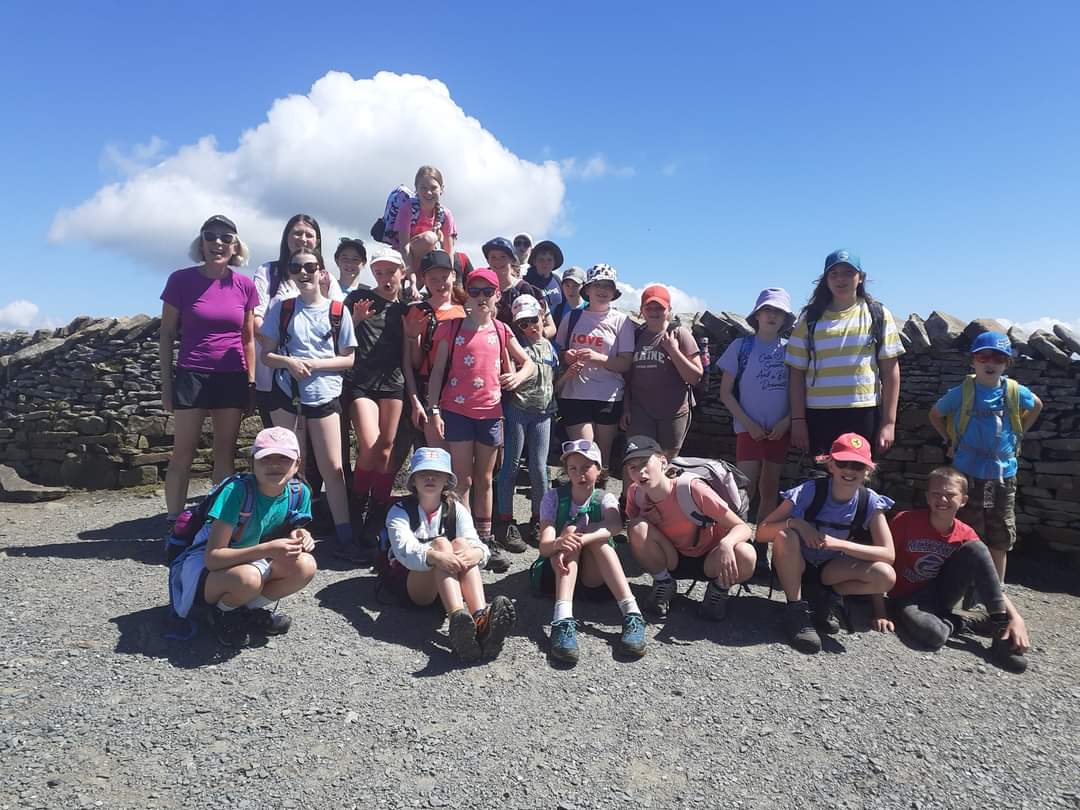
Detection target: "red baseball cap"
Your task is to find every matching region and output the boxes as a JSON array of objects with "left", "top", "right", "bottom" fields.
[
  {"left": 816, "top": 432, "right": 875, "bottom": 469},
  {"left": 640, "top": 284, "right": 671, "bottom": 308},
  {"left": 467, "top": 267, "right": 499, "bottom": 288}
]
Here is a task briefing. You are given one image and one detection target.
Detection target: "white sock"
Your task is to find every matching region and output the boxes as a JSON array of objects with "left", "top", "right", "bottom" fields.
[
  {"left": 215, "top": 599, "right": 239, "bottom": 612},
  {"left": 653, "top": 569, "right": 672, "bottom": 582},
  {"left": 245, "top": 595, "right": 272, "bottom": 610},
  {"left": 618, "top": 597, "right": 641, "bottom": 616},
  {"left": 553, "top": 600, "right": 573, "bottom": 623}
]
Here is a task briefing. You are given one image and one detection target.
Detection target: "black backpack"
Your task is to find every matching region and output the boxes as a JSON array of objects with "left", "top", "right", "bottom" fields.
[{"left": 375, "top": 494, "right": 459, "bottom": 573}]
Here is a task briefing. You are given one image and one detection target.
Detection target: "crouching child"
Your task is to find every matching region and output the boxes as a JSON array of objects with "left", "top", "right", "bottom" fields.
[
  {"left": 168, "top": 427, "right": 317, "bottom": 648},
  {"left": 381, "top": 447, "right": 516, "bottom": 662},
  {"left": 872, "top": 465, "right": 1029, "bottom": 673},
  {"left": 756, "top": 432, "right": 896, "bottom": 654},
  {"left": 623, "top": 436, "right": 755, "bottom": 623}
]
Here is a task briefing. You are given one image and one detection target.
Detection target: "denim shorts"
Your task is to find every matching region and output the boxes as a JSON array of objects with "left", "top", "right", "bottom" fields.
[{"left": 443, "top": 410, "right": 503, "bottom": 447}]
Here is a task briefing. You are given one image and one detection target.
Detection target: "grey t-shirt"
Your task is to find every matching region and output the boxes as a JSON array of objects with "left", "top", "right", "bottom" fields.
[
  {"left": 716, "top": 336, "right": 790, "bottom": 433},
  {"left": 260, "top": 297, "right": 357, "bottom": 406}
]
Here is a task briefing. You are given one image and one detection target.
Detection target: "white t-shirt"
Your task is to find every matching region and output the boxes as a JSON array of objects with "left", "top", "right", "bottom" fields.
[{"left": 554, "top": 308, "right": 636, "bottom": 402}]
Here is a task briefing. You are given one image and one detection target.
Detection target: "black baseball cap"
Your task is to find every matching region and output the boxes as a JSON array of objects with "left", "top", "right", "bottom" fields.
[
  {"left": 200, "top": 214, "right": 237, "bottom": 234},
  {"left": 420, "top": 250, "right": 453, "bottom": 274},
  {"left": 622, "top": 435, "right": 663, "bottom": 464}
]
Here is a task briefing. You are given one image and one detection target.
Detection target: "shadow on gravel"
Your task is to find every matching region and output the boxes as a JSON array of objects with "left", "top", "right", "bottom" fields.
[
  {"left": 110, "top": 606, "right": 248, "bottom": 668},
  {"left": 4, "top": 514, "right": 171, "bottom": 567},
  {"left": 1006, "top": 548, "right": 1080, "bottom": 597},
  {"left": 315, "top": 577, "right": 462, "bottom": 678}
]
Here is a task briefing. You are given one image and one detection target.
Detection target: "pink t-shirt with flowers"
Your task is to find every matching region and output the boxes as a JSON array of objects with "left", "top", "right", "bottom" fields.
[{"left": 435, "top": 318, "right": 508, "bottom": 419}]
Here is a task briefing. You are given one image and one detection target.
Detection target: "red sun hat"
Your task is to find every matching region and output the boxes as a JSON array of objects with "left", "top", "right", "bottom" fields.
[{"left": 816, "top": 432, "right": 875, "bottom": 470}]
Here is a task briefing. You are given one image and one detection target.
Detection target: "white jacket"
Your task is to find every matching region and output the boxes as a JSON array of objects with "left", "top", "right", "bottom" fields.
[{"left": 385, "top": 498, "right": 487, "bottom": 572}]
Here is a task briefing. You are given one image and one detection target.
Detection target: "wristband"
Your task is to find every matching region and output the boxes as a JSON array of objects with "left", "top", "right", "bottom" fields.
[{"left": 429, "top": 407, "right": 441, "bottom": 415}]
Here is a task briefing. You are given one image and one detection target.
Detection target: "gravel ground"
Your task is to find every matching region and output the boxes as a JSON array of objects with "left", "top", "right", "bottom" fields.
[{"left": 2, "top": 481, "right": 1079, "bottom": 810}]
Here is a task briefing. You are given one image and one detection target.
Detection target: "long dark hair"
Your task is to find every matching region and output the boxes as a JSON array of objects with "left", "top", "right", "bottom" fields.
[
  {"left": 269, "top": 214, "right": 322, "bottom": 297},
  {"left": 800, "top": 269, "right": 876, "bottom": 324}
]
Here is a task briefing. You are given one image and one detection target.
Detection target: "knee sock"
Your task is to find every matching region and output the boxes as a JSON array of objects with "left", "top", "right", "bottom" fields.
[
  {"left": 245, "top": 595, "right": 272, "bottom": 610},
  {"left": 371, "top": 470, "right": 395, "bottom": 504},
  {"left": 653, "top": 569, "right": 672, "bottom": 583},
  {"left": 352, "top": 467, "right": 374, "bottom": 498},
  {"left": 618, "top": 596, "right": 641, "bottom": 616},
  {"left": 475, "top": 516, "right": 492, "bottom": 540},
  {"left": 553, "top": 600, "right": 573, "bottom": 623}
]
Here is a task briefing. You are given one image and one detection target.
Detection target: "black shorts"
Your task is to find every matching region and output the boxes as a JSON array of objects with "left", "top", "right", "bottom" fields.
[
  {"left": 269, "top": 385, "right": 342, "bottom": 419},
  {"left": 557, "top": 397, "right": 623, "bottom": 428},
  {"left": 671, "top": 552, "right": 710, "bottom": 581},
  {"left": 806, "top": 407, "right": 880, "bottom": 457},
  {"left": 173, "top": 368, "right": 250, "bottom": 411},
  {"left": 348, "top": 385, "right": 405, "bottom": 403}
]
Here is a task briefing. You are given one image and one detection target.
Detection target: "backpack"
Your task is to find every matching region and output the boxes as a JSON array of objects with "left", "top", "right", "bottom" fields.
[
  {"left": 802, "top": 477, "right": 873, "bottom": 544},
  {"left": 634, "top": 457, "right": 751, "bottom": 528},
  {"left": 805, "top": 299, "right": 885, "bottom": 384},
  {"left": 945, "top": 375, "right": 1025, "bottom": 458},
  {"left": 630, "top": 319, "right": 710, "bottom": 408},
  {"left": 370, "top": 185, "right": 446, "bottom": 248},
  {"left": 375, "top": 494, "right": 458, "bottom": 579},
  {"left": 276, "top": 297, "right": 345, "bottom": 402}
]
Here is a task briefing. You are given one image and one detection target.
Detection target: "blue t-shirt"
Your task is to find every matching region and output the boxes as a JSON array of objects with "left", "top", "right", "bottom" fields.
[
  {"left": 935, "top": 378, "right": 1035, "bottom": 481},
  {"left": 783, "top": 479, "right": 894, "bottom": 565},
  {"left": 716, "top": 336, "right": 790, "bottom": 433},
  {"left": 260, "top": 297, "right": 358, "bottom": 406}
]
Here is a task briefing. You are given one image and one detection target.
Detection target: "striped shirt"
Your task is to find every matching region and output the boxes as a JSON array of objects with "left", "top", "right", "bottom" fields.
[{"left": 785, "top": 300, "right": 904, "bottom": 409}]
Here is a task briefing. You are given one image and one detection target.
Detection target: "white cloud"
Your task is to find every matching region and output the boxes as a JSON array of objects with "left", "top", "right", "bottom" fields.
[
  {"left": 49, "top": 71, "right": 567, "bottom": 270},
  {"left": 100, "top": 135, "right": 168, "bottom": 176},
  {"left": 561, "top": 153, "right": 636, "bottom": 180},
  {"left": 614, "top": 281, "right": 707, "bottom": 315},
  {"left": 996, "top": 316, "right": 1080, "bottom": 336},
  {"left": 0, "top": 299, "right": 40, "bottom": 331}
]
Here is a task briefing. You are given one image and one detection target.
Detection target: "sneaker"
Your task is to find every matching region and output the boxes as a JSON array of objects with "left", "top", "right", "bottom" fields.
[
  {"left": 485, "top": 540, "right": 511, "bottom": 573},
  {"left": 989, "top": 629, "right": 1028, "bottom": 674},
  {"left": 647, "top": 577, "right": 677, "bottom": 618},
  {"left": 620, "top": 613, "right": 647, "bottom": 657},
  {"left": 784, "top": 600, "right": 822, "bottom": 654},
  {"left": 447, "top": 609, "right": 482, "bottom": 662},
  {"left": 208, "top": 606, "right": 249, "bottom": 648},
  {"left": 698, "top": 581, "right": 730, "bottom": 622},
  {"left": 549, "top": 618, "right": 579, "bottom": 664},
  {"left": 497, "top": 521, "right": 528, "bottom": 554},
  {"left": 476, "top": 595, "right": 517, "bottom": 659},
  {"left": 245, "top": 607, "right": 292, "bottom": 636}
]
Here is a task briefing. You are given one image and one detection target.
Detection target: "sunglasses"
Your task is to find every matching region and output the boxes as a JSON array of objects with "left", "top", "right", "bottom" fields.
[
  {"left": 833, "top": 460, "right": 868, "bottom": 471},
  {"left": 467, "top": 286, "right": 497, "bottom": 298},
  {"left": 562, "top": 439, "right": 593, "bottom": 454},
  {"left": 515, "top": 316, "right": 540, "bottom": 328},
  {"left": 202, "top": 231, "right": 236, "bottom": 244},
  {"left": 974, "top": 351, "right": 1009, "bottom": 363},
  {"left": 289, "top": 262, "right": 320, "bottom": 275}
]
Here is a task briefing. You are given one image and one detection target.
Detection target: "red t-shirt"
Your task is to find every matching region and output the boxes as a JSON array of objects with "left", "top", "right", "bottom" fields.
[{"left": 888, "top": 510, "right": 979, "bottom": 599}]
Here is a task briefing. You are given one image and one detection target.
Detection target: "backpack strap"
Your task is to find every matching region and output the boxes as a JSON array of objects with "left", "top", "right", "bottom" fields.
[
  {"left": 555, "top": 485, "right": 573, "bottom": 533},
  {"left": 228, "top": 474, "right": 259, "bottom": 543},
  {"left": 565, "top": 307, "right": 585, "bottom": 351},
  {"left": 803, "top": 476, "right": 830, "bottom": 527},
  {"left": 733, "top": 336, "right": 754, "bottom": 399},
  {"left": 850, "top": 486, "right": 871, "bottom": 543},
  {"left": 868, "top": 300, "right": 885, "bottom": 355},
  {"left": 674, "top": 473, "right": 714, "bottom": 530},
  {"left": 947, "top": 375, "right": 977, "bottom": 453},
  {"left": 442, "top": 498, "right": 458, "bottom": 540},
  {"left": 495, "top": 318, "right": 510, "bottom": 375},
  {"left": 328, "top": 299, "right": 345, "bottom": 356},
  {"left": 277, "top": 298, "right": 301, "bottom": 402}
]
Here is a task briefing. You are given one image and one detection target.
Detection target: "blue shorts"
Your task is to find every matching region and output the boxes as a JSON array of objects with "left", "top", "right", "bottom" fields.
[{"left": 443, "top": 410, "right": 503, "bottom": 447}]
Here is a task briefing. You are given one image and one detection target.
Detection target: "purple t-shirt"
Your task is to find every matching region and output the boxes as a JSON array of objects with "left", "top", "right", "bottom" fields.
[
  {"left": 161, "top": 266, "right": 259, "bottom": 372},
  {"left": 716, "top": 336, "right": 790, "bottom": 433}
]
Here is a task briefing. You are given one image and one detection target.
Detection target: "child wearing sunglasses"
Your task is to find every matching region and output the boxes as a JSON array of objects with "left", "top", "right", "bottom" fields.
[
  {"left": 259, "top": 249, "right": 357, "bottom": 561},
  {"left": 928, "top": 331, "right": 1041, "bottom": 583},
  {"left": 426, "top": 268, "right": 536, "bottom": 572},
  {"left": 756, "top": 433, "right": 896, "bottom": 654},
  {"left": 342, "top": 245, "right": 411, "bottom": 561},
  {"left": 493, "top": 295, "right": 558, "bottom": 550},
  {"left": 535, "top": 439, "right": 646, "bottom": 664}
]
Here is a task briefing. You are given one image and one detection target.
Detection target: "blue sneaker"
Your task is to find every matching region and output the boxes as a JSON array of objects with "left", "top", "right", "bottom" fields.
[
  {"left": 620, "top": 612, "right": 647, "bottom": 657},
  {"left": 549, "top": 618, "right": 579, "bottom": 664}
]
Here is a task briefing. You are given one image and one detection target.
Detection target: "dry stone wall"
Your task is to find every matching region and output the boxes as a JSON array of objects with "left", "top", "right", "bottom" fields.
[{"left": 1, "top": 311, "right": 1078, "bottom": 554}]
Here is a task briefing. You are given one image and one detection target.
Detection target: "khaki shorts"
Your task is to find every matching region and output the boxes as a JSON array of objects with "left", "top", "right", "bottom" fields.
[{"left": 958, "top": 475, "right": 1017, "bottom": 551}]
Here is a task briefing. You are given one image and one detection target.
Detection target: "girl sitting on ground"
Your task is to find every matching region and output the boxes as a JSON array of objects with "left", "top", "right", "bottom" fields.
[
  {"left": 535, "top": 439, "right": 647, "bottom": 664},
  {"left": 383, "top": 447, "right": 517, "bottom": 662}
]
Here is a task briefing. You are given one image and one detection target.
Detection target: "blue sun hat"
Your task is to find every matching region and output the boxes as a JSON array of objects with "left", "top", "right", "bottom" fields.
[{"left": 407, "top": 446, "right": 457, "bottom": 489}]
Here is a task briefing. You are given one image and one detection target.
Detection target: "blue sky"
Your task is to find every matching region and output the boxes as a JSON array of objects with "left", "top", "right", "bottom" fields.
[{"left": 2, "top": 2, "right": 1078, "bottom": 333}]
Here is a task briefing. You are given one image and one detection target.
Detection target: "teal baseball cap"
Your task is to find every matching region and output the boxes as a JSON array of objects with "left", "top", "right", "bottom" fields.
[{"left": 824, "top": 249, "right": 862, "bottom": 274}]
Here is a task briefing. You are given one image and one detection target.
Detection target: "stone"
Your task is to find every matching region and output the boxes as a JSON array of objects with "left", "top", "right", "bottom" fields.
[
  {"left": 8, "top": 338, "right": 66, "bottom": 367},
  {"left": 901, "top": 315, "right": 931, "bottom": 353},
  {"left": 59, "top": 456, "right": 120, "bottom": 489},
  {"left": 130, "top": 452, "right": 172, "bottom": 466},
  {"left": 924, "top": 311, "right": 967, "bottom": 350},
  {"left": 960, "top": 318, "right": 1010, "bottom": 348},
  {"left": 1053, "top": 323, "right": 1080, "bottom": 356},
  {"left": 1036, "top": 525, "right": 1080, "bottom": 550},
  {"left": 0, "top": 464, "right": 68, "bottom": 502},
  {"left": 1029, "top": 330, "right": 1072, "bottom": 367},
  {"left": 118, "top": 465, "right": 159, "bottom": 488}
]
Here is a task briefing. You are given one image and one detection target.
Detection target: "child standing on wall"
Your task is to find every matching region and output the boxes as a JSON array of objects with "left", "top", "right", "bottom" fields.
[{"left": 928, "top": 332, "right": 1042, "bottom": 582}]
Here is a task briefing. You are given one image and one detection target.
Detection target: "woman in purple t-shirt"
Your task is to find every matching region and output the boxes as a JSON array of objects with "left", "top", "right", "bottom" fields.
[{"left": 159, "top": 215, "right": 259, "bottom": 524}]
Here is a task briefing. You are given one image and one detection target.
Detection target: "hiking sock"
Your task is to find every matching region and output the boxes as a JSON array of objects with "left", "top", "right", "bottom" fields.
[
  {"left": 653, "top": 569, "right": 672, "bottom": 583},
  {"left": 352, "top": 467, "right": 375, "bottom": 498},
  {"left": 475, "top": 516, "right": 493, "bottom": 540},
  {"left": 618, "top": 597, "right": 641, "bottom": 617},
  {"left": 372, "top": 471, "right": 395, "bottom": 504},
  {"left": 553, "top": 600, "right": 573, "bottom": 623},
  {"left": 245, "top": 595, "right": 273, "bottom": 610}
]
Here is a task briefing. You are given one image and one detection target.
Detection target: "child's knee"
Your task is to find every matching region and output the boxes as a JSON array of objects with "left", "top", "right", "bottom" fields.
[
  {"left": 430, "top": 537, "right": 454, "bottom": 553},
  {"left": 773, "top": 529, "right": 800, "bottom": 556},
  {"left": 870, "top": 562, "right": 896, "bottom": 590}
]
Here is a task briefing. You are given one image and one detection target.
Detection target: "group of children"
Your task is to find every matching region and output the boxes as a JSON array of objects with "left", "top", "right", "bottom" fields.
[{"left": 163, "top": 172, "right": 1039, "bottom": 672}]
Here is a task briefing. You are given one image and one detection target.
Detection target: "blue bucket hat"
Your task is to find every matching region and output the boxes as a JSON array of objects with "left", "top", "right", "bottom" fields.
[
  {"left": 407, "top": 446, "right": 458, "bottom": 490},
  {"left": 482, "top": 237, "right": 515, "bottom": 260},
  {"left": 970, "top": 331, "right": 1013, "bottom": 356},
  {"left": 823, "top": 249, "right": 862, "bottom": 274}
]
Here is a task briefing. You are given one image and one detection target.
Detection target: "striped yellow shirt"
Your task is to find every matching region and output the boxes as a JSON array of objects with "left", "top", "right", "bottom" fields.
[{"left": 785, "top": 301, "right": 904, "bottom": 409}]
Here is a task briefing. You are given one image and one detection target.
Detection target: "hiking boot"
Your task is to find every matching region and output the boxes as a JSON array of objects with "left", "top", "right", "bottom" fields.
[
  {"left": 620, "top": 613, "right": 647, "bottom": 657},
  {"left": 494, "top": 519, "right": 528, "bottom": 554},
  {"left": 209, "top": 605, "right": 249, "bottom": 648},
  {"left": 485, "top": 540, "right": 511, "bottom": 573},
  {"left": 805, "top": 581, "right": 842, "bottom": 635},
  {"left": 245, "top": 607, "right": 292, "bottom": 636},
  {"left": 647, "top": 577, "right": 677, "bottom": 618},
  {"left": 549, "top": 618, "right": 579, "bottom": 664},
  {"left": 362, "top": 502, "right": 389, "bottom": 544},
  {"left": 476, "top": 595, "right": 517, "bottom": 659},
  {"left": 989, "top": 629, "right": 1028, "bottom": 674},
  {"left": 784, "top": 600, "right": 822, "bottom": 654},
  {"left": 698, "top": 581, "right": 730, "bottom": 622},
  {"left": 521, "top": 516, "right": 541, "bottom": 547},
  {"left": 447, "top": 609, "right": 482, "bottom": 662}
]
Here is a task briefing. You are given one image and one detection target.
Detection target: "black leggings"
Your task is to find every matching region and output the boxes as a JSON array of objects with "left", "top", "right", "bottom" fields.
[
  {"left": 806, "top": 407, "right": 880, "bottom": 456},
  {"left": 892, "top": 541, "right": 1006, "bottom": 648}
]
